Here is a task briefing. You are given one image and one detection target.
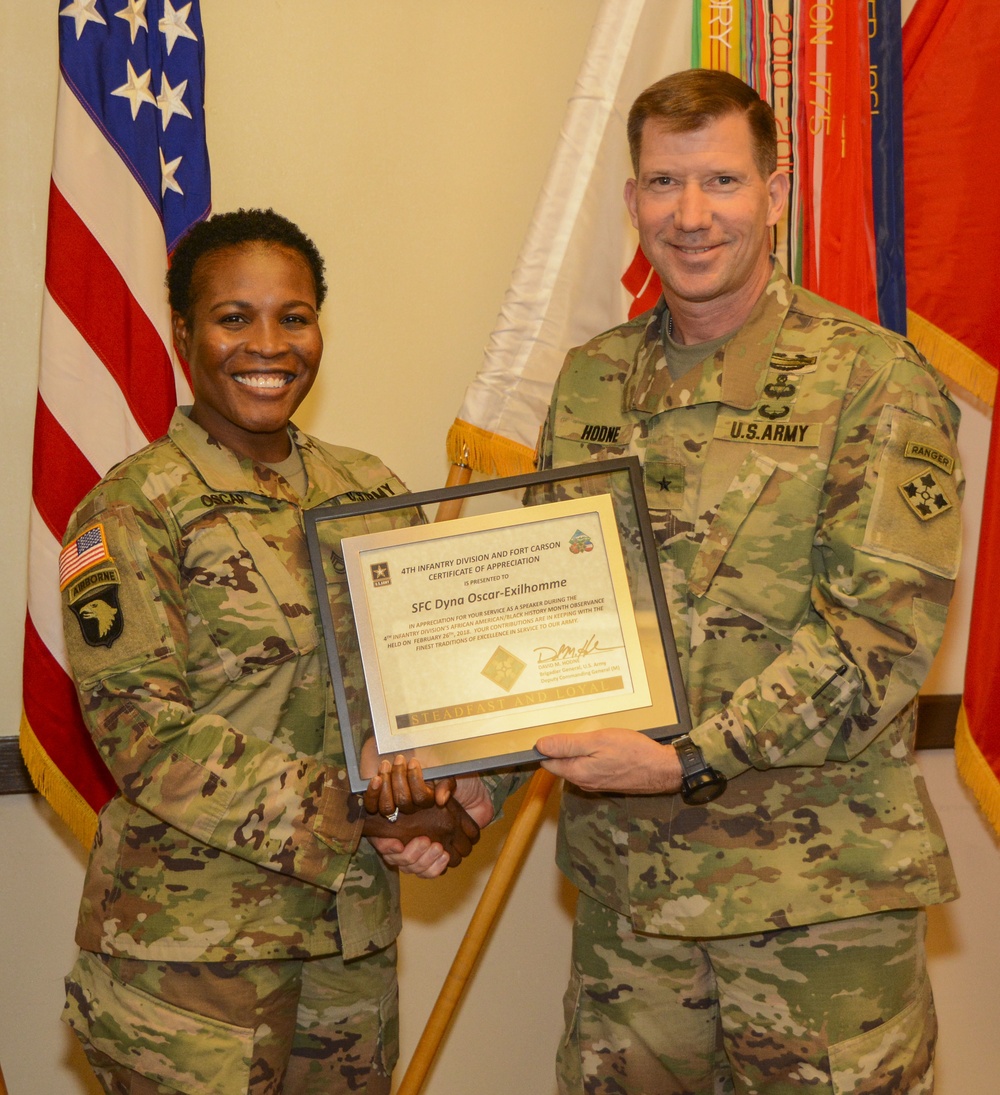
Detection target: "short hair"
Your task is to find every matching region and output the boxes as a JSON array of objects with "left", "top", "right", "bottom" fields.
[
  {"left": 627, "top": 69, "right": 778, "bottom": 179},
  {"left": 167, "top": 208, "right": 328, "bottom": 317}
]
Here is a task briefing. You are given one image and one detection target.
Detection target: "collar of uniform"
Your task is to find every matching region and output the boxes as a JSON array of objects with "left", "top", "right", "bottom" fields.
[
  {"left": 293, "top": 430, "right": 376, "bottom": 506},
  {"left": 169, "top": 407, "right": 288, "bottom": 500},
  {"left": 621, "top": 297, "right": 672, "bottom": 413},
  {"left": 169, "top": 408, "right": 247, "bottom": 491},
  {"left": 623, "top": 263, "right": 793, "bottom": 415},
  {"left": 715, "top": 263, "right": 793, "bottom": 409}
]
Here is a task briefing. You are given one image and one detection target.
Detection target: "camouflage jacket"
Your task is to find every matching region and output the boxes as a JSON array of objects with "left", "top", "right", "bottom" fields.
[
  {"left": 539, "top": 266, "right": 962, "bottom": 937},
  {"left": 61, "top": 409, "right": 415, "bottom": 962}
]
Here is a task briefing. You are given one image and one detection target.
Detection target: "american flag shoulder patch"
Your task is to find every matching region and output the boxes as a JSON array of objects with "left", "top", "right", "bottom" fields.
[{"left": 59, "top": 524, "right": 113, "bottom": 591}]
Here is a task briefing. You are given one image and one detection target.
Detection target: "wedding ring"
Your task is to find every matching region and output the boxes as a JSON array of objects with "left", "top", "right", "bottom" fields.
[{"left": 386, "top": 808, "right": 400, "bottom": 823}]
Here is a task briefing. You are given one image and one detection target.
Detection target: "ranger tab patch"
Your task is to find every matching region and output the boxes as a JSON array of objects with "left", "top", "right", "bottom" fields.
[{"left": 903, "top": 441, "right": 955, "bottom": 476}]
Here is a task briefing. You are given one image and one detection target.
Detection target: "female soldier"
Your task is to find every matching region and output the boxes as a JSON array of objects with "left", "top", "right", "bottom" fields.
[{"left": 60, "top": 209, "right": 487, "bottom": 1094}]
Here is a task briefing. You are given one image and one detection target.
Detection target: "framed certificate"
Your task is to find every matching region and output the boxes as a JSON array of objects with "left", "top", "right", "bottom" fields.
[{"left": 305, "top": 457, "right": 690, "bottom": 791}]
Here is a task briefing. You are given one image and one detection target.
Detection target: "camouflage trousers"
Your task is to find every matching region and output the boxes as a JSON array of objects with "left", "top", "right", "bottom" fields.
[
  {"left": 557, "top": 894, "right": 936, "bottom": 1095},
  {"left": 64, "top": 945, "right": 398, "bottom": 1095}
]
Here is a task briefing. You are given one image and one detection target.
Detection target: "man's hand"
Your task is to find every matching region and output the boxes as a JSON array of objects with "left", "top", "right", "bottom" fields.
[
  {"left": 364, "top": 797, "right": 480, "bottom": 878},
  {"left": 452, "top": 774, "right": 495, "bottom": 828},
  {"left": 535, "top": 728, "right": 683, "bottom": 795}
]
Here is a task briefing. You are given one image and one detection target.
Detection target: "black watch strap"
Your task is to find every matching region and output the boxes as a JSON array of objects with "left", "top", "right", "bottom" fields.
[{"left": 673, "top": 735, "right": 727, "bottom": 805}]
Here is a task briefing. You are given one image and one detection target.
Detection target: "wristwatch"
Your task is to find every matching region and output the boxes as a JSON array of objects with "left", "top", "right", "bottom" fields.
[{"left": 672, "top": 735, "right": 727, "bottom": 805}]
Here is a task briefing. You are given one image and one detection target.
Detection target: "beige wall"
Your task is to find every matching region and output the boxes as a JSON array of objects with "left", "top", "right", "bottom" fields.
[{"left": 2, "top": 3, "right": 997, "bottom": 1093}]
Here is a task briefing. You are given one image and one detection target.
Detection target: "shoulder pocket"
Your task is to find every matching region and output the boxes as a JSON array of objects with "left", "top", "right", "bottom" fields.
[
  {"left": 62, "top": 508, "right": 173, "bottom": 689},
  {"left": 862, "top": 405, "right": 962, "bottom": 579}
]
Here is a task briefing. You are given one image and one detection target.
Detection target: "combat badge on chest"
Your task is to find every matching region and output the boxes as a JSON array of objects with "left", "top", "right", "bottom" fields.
[
  {"left": 60, "top": 523, "right": 124, "bottom": 648},
  {"left": 714, "top": 352, "right": 820, "bottom": 447}
]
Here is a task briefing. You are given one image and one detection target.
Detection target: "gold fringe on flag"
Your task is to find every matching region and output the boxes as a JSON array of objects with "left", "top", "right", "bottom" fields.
[
  {"left": 19, "top": 713, "right": 98, "bottom": 849},
  {"left": 955, "top": 704, "right": 1000, "bottom": 837},
  {"left": 446, "top": 419, "right": 537, "bottom": 479},
  {"left": 907, "top": 310, "right": 998, "bottom": 409}
]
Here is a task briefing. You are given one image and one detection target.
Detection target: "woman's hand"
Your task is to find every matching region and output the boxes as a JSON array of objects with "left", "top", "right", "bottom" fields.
[
  {"left": 364, "top": 797, "right": 481, "bottom": 878},
  {"left": 362, "top": 754, "right": 454, "bottom": 818}
]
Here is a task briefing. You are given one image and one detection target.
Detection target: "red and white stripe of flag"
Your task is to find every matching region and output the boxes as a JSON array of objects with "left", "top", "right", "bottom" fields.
[{"left": 21, "top": 73, "right": 194, "bottom": 846}]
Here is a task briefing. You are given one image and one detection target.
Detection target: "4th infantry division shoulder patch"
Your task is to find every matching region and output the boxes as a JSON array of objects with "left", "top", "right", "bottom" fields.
[{"left": 899, "top": 470, "right": 953, "bottom": 521}]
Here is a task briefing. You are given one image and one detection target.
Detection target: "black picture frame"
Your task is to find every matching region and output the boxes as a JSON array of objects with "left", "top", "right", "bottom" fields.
[{"left": 305, "top": 456, "right": 690, "bottom": 792}]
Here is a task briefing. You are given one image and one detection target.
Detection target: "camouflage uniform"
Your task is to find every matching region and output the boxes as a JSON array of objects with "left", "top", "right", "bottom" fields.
[
  {"left": 539, "top": 267, "right": 962, "bottom": 1093},
  {"left": 60, "top": 409, "right": 416, "bottom": 1093}
]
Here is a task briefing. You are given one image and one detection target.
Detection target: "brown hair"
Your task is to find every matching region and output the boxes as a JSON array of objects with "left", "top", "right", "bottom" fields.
[{"left": 627, "top": 69, "right": 778, "bottom": 179}]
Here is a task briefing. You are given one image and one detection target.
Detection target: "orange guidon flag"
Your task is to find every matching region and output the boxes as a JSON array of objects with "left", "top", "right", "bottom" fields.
[{"left": 903, "top": 0, "right": 1000, "bottom": 832}]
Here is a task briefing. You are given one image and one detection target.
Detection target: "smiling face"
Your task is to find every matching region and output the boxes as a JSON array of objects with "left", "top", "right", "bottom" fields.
[
  {"left": 172, "top": 243, "right": 323, "bottom": 462},
  {"left": 624, "top": 111, "right": 788, "bottom": 343}
]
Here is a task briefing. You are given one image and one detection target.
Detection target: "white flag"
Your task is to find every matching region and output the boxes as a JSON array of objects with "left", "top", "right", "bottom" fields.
[{"left": 447, "top": 0, "right": 693, "bottom": 476}]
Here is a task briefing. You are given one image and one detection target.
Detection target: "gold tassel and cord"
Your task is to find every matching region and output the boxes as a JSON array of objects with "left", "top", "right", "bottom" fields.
[
  {"left": 446, "top": 419, "right": 536, "bottom": 479},
  {"left": 908, "top": 309, "right": 997, "bottom": 409},
  {"left": 19, "top": 712, "right": 98, "bottom": 848},
  {"left": 955, "top": 705, "right": 1000, "bottom": 837}
]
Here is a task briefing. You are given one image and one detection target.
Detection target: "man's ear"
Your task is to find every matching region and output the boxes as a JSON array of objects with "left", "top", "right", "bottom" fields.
[
  {"left": 624, "top": 177, "right": 639, "bottom": 230},
  {"left": 766, "top": 170, "right": 790, "bottom": 227}
]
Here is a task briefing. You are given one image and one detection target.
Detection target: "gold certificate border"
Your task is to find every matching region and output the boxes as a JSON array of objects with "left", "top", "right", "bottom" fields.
[{"left": 341, "top": 495, "right": 651, "bottom": 754}]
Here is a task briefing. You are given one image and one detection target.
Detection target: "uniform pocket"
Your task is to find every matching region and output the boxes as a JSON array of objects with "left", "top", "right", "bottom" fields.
[
  {"left": 828, "top": 974, "right": 936, "bottom": 1094},
  {"left": 555, "top": 963, "right": 586, "bottom": 1092},
  {"left": 64, "top": 951, "right": 253, "bottom": 1095},
  {"left": 690, "top": 453, "right": 820, "bottom": 636},
  {"left": 183, "top": 513, "right": 316, "bottom": 683}
]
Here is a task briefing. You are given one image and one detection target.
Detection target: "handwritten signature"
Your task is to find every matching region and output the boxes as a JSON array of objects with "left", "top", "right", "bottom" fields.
[{"left": 534, "top": 634, "right": 622, "bottom": 663}]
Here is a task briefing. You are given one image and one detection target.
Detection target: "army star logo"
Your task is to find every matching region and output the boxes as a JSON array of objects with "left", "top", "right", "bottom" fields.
[
  {"left": 899, "top": 470, "right": 953, "bottom": 521},
  {"left": 481, "top": 646, "right": 526, "bottom": 693},
  {"left": 370, "top": 561, "right": 391, "bottom": 587}
]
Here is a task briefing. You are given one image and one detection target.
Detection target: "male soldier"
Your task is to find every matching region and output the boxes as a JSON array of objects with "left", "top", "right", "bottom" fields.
[{"left": 534, "top": 69, "right": 962, "bottom": 1094}]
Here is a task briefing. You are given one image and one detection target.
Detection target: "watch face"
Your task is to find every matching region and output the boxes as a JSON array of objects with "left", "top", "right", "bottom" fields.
[{"left": 681, "top": 777, "right": 726, "bottom": 805}]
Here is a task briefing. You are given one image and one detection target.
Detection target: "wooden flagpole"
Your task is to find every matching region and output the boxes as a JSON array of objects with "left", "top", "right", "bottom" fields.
[
  {"left": 397, "top": 767, "right": 557, "bottom": 1095},
  {"left": 435, "top": 462, "right": 473, "bottom": 521},
  {"left": 393, "top": 460, "right": 558, "bottom": 1094}
]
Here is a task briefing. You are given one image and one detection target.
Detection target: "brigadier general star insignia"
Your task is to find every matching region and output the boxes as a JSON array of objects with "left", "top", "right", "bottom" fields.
[{"left": 899, "top": 470, "right": 952, "bottom": 521}]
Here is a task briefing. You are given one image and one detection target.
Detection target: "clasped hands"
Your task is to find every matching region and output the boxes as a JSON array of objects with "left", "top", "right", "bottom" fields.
[
  {"left": 361, "top": 728, "right": 681, "bottom": 877},
  {"left": 362, "top": 754, "right": 493, "bottom": 879}
]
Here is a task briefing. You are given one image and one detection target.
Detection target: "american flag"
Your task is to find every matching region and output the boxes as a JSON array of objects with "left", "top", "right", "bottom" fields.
[
  {"left": 20, "top": 0, "right": 210, "bottom": 847},
  {"left": 58, "top": 525, "right": 111, "bottom": 590}
]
